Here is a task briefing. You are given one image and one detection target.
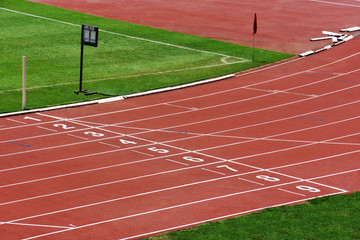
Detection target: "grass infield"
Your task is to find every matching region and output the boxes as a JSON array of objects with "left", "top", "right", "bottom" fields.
[
  {"left": 0, "top": 0, "right": 292, "bottom": 113},
  {"left": 145, "top": 192, "right": 360, "bottom": 240}
]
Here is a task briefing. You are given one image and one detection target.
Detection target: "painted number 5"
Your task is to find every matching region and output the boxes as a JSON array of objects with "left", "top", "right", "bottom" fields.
[{"left": 148, "top": 147, "right": 169, "bottom": 154}]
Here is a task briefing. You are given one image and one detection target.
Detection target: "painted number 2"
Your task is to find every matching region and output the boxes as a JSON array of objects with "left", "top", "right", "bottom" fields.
[{"left": 53, "top": 124, "right": 75, "bottom": 130}]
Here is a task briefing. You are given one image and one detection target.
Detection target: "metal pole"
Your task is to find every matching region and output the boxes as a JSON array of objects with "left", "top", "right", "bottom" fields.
[
  {"left": 22, "top": 56, "right": 26, "bottom": 110},
  {"left": 75, "top": 25, "right": 85, "bottom": 95},
  {"left": 252, "top": 34, "right": 255, "bottom": 61},
  {"left": 79, "top": 42, "right": 84, "bottom": 92}
]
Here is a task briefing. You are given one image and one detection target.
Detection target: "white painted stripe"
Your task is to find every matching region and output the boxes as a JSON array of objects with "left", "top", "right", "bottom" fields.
[
  {"left": 0, "top": 7, "right": 247, "bottom": 61},
  {"left": 277, "top": 188, "right": 306, "bottom": 196},
  {"left": 118, "top": 191, "right": 343, "bottom": 240},
  {"left": 22, "top": 179, "right": 335, "bottom": 240},
  {"left": 201, "top": 168, "right": 226, "bottom": 175},
  {"left": 238, "top": 177, "right": 264, "bottom": 186},
  {"left": 0, "top": 221, "right": 72, "bottom": 229},
  {"left": 310, "top": 0, "right": 360, "bottom": 7}
]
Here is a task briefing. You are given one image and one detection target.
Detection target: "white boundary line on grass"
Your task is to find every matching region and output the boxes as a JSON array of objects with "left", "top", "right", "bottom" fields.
[
  {"left": 309, "top": 0, "right": 360, "bottom": 7},
  {"left": 0, "top": 61, "right": 245, "bottom": 94},
  {"left": 0, "top": 7, "right": 248, "bottom": 60},
  {"left": 0, "top": 74, "right": 234, "bottom": 118}
]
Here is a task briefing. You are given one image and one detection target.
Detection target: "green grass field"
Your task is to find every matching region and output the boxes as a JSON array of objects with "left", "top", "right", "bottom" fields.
[
  {"left": 145, "top": 192, "right": 360, "bottom": 240},
  {"left": 1, "top": 1, "right": 359, "bottom": 239},
  {"left": 0, "top": 0, "right": 292, "bottom": 113}
]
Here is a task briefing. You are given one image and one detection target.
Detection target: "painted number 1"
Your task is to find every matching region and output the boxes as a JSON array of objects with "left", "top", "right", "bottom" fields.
[{"left": 24, "top": 116, "right": 41, "bottom": 122}]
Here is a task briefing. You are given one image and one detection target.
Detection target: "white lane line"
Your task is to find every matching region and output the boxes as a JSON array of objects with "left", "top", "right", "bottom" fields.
[
  {"left": 5, "top": 165, "right": 351, "bottom": 228},
  {"left": 0, "top": 159, "right": 228, "bottom": 207},
  {"left": 4, "top": 169, "right": 264, "bottom": 226},
  {"left": 195, "top": 116, "right": 360, "bottom": 152},
  {"left": 0, "top": 221, "right": 73, "bottom": 229},
  {"left": 226, "top": 131, "right": 360, "bottom": 163},
  {"left": 269, "top": 149, "right": 360, "bottom": 171},
  {"left": 6, "top": 118, "right": 26, "bottom": 125},
  {"left": 131, "top": 150, "right": 154, "bottom": 157},
  {"left": 310, "top": 0, "right": 360, "bottom": 7},
  {"left": 37, "top": 126, "right": 58, "bottom": 133},
  {"left": 99, "top": 142, "right": 121, "bottom": 148},
  {"left": 67, "top": 134, "right": 88, "bottom": 141},
  {"left": 0, "top": 150, "right": 185, "bottom": 189},
  {"left": 306, "top": 180, "right": 348, "bottom": 193},
  {"left": 1, "top": 51, "right": 357, "bottom": 134},
  {"left": 0, "top": 135, "right": 122, "bottom": 158},
  {"left": 307, "top": 168, "right": 360, "bottom": 181},
  {"left": 116, "top": 75, "right": 360, "bottom": 136},
  {"left": 119, "top": 190, "right": 343, "bottom": 240},
  {"left": 67, "top": 52, "right": 358, "bottom": 121},
  {"left": 277, "top": 188, "right": 306, "bottom": 197},
  {"left": 265, "top": 169, "right": 348, "bottom": 193},
  {"left": 22, "top": 179, "right": 333, "bottom": 240},
  {"left": 201, "top": 168, "right": 226, "bottom": 175},
  {"left": 165, "top": 158, "right": 190, "bottom": 166},
  {"left": 238, "top": 177, "right": 264, "bottom": 186}
]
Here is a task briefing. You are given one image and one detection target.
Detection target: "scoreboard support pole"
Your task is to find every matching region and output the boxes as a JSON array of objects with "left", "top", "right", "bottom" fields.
[
  {"left": 75, "top": 24, "right": 99, "bottom": 95},
  {"left": 22, "top": 56, "right": 26, "bottom": 110}
]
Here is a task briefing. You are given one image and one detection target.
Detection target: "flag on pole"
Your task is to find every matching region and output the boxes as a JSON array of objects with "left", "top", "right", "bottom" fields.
[
  {"left": 252, "top": 13, "right": 257, "bottom": 61},
  {"left": 253, "top": 13, "right": 257, "bottom": 35}
]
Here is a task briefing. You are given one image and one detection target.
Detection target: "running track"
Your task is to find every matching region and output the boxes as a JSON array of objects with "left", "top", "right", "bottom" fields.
[
  {"left": 1, "top": 34, "right": 359, "bottom": 239},
  {"left": 1, "top": 1, "right": 360, "bottom": 239}
]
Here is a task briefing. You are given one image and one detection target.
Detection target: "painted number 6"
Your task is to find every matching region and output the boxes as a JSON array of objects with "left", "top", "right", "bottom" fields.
[{"left": 183, "top": 156, "right": 204, "bottom": 162}]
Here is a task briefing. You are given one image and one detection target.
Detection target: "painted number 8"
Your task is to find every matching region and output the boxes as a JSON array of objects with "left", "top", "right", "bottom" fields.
[{"left": 256, "top": 175, "right": 280, "bottom": 182}]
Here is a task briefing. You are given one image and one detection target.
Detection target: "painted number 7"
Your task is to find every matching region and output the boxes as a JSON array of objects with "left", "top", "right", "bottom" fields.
[{"left": 216, "top": 165, "right": 238, "bottom": 172}]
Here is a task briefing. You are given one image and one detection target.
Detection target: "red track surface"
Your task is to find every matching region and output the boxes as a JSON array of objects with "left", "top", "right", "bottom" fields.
[
  {"left": 29, "top": 0, "right": 360, "bottom": 54},
  {"left": 1, "top": 0, "right": 360, "bottom": 239}
]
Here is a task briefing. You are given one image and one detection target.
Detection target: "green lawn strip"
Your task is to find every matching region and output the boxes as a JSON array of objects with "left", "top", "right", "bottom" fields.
[
  {"left": 0, "top": 0, "right": 292, "bottom": 113},
  {"left": 145, "top": 192, "right": 360, "bottom": 240}
]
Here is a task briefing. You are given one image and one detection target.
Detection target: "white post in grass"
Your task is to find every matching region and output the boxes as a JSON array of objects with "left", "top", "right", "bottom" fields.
[{"left": 22, "top": 56, "right": 26, "bottom": 110}]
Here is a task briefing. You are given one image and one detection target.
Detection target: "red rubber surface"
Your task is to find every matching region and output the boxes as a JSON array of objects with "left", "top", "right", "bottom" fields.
[
  {"left": 1, "top": 0, "right": 360, "bottom": 239},
  {"left": 29, "top": 0, "right": 360, "bottom": 54}
]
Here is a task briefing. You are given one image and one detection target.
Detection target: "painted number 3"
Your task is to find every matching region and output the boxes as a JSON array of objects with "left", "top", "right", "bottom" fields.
[{"left": 84, "top": 131, "right": 104, "bottom": 137}]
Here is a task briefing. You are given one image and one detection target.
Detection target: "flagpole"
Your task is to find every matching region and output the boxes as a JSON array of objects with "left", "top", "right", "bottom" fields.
[
  {"left": 252, "top": 33, "right": 255, "bottom": 61},
  {"left": 252, "top": 13, "right": 257, "bottom": 61}
]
